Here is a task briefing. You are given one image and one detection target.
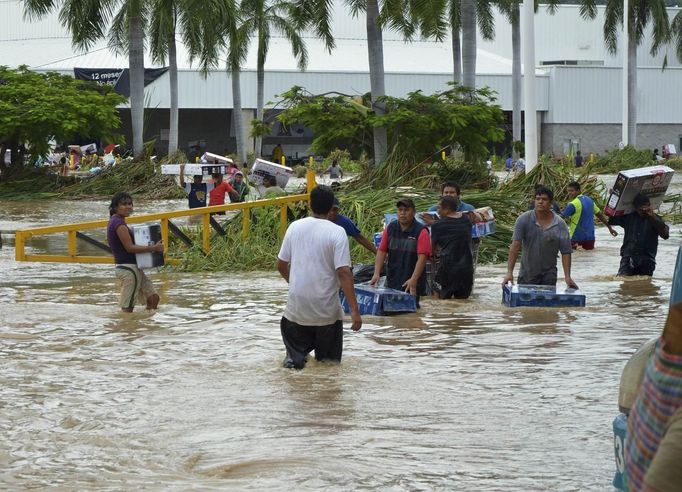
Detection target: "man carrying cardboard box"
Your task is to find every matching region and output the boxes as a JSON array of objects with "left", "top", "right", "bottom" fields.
[{"left": 609, "top": 194, "right": 669, "bottom": 276}]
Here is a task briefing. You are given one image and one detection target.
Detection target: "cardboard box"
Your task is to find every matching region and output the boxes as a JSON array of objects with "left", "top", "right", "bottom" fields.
[
  {"left": 133, "top": 224, "right": 165, "bottom": 269},
  {"left": 385, "top": 212, "right": 495, "bottom": 237},
  {"left": 502, "top": 283, "right": 585, "bottom": 307},
  {"left": 604, "top": 165, "right": 674, "bottom": 216},
  {"left": 201, "top": 152, "right": 233, "bottom": 165},
  {"left": 250, "top": 158, "right": 293, "bottom": 188},
  {"left": 339, "top": 284, "right": 417, "bottom": 315},
  {"left": 161, "top": 164, "right": 227, "bottom": 176}
]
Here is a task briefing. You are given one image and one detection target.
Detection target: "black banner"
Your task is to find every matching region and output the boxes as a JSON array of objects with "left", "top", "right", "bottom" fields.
[{"left": 74, "top": 67, "right": 168, "bottom": 97}]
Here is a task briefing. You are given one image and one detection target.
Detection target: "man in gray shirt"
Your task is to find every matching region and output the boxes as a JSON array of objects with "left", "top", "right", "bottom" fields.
[{"left": 502, "top": 186, "right": 577, "bottom": 287}]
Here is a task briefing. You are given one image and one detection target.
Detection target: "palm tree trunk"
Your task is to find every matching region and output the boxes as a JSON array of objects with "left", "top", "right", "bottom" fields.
[
  {"left": 129, "top": 15, "right": 145, "bottom": 157},
  {"left": 255, "top": 60, "right": 265, "bottom": 158},
  {"left": 366, "top": 0, "right": 387, "bottom": 165},
  {"left": 452, "top": 24, "right": 461, "bottom": 84},
  {"left": 511, "top": 3, "right": 521, "bottom": 153},
  {"left": 231, "top": 67, "right": 247, "bottom": 165},
  {"left": 627, "top": 35, "right": 637, "bottom": 146},
  {"left": 460, "top": 0, "right": 476, "bottom": 88},
  {"left": 168, "top": 32, "right": 179, "bottom": 155}
]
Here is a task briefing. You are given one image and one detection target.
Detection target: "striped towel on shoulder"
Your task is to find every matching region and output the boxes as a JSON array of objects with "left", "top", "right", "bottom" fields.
[{"left": 625, "top": 338, "right": 682, "bottom": 491}]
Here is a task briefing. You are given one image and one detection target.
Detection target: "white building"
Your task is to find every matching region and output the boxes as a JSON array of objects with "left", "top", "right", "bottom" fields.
[{"left": 2, "top": 1, "right": 682, "bottom": 158}]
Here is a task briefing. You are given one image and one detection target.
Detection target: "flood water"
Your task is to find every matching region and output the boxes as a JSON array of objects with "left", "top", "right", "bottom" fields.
[{"left": 1, "top": 178, "right": 680, "bottom": 490}]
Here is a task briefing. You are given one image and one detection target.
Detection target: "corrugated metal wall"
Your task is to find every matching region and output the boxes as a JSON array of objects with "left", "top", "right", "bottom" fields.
[{"left": 546, "top": 66, "right": 682, "bottom": 123}]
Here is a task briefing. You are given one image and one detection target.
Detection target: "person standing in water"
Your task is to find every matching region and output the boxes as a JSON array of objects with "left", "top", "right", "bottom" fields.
[
  {"left": 277, "top": 185, "right": 362, "bottom": 369},
  {"left": 106, "top": 192, "right": 163, "bottom": 312}
]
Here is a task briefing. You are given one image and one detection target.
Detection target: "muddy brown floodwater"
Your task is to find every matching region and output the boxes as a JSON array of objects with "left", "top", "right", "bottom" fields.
[{"left": 0, "top": 177, "right": 680, "bottom": 490}]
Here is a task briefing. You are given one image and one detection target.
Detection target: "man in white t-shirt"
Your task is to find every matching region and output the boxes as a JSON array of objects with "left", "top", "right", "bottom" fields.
[{"left": 277, "top": 185, "right": 362, "bottom": 369}]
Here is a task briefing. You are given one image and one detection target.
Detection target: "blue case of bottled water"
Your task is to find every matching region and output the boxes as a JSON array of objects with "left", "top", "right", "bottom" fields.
[
  {"left": 502, "top": 283, "right": 586, "bottom": 307},
  {"left": 340, "top": 285, "right": 417, "bottom": 315},
  {"left": 373, "top": 232, "right": 383, "bottom": 247},
  {"left": 612, "top": 413, "right": 627, "bottom": 491}
]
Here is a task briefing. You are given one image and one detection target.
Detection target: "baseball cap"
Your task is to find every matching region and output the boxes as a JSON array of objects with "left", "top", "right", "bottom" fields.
[{"left": 396, "top": 198, "right": 415, "bottom": 209}]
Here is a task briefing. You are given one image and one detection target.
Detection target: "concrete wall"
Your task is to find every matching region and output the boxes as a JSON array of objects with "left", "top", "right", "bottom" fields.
[{"left": 541, "top": 123, "right": 682, "bottom": 155}]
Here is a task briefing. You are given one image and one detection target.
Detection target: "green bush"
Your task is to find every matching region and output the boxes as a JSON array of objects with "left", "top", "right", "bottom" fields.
[{"left": 589, "top": 146, "right": 654, "bottom": 173}]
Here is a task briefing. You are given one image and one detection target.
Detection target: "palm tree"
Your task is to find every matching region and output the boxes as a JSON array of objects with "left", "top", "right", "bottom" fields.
[
  {"left": 24, "top": 0, "right": 149, "bottom": 157},
  {"left": 240, "top": 0, "right": 333, "bottom": 157},
  {"left": 582, "top": 0, "right": 670, "bottom": 146}
]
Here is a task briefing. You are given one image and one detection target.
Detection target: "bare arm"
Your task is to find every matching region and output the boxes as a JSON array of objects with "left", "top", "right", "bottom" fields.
[
  {"left": 116, "top": 225, "right": 163, "bottom": 254},
  {"left": 179, "top": 163, "right": 186, "bottom": 187},
  {"left": 370, "top": 249, "right": 387, "bottom": 286},
  {"left": 277, "top": 259, "right": 290, "bottom": 282},
  {"left": 403, "top": 254, "right": 428, "bottom": 296},
  {"left": 596, "top": 211, "right": 618, "bottom": 236},
  {"left": 337, "top": 266, "right": 362, "bottom": 331},
  {"left": 502, "top": 240, "right": 521, "bottom": 286},
  {"left": 354, "top": 234, "right": 377, "bottom": 254},
  {"left": 561, "top": 253, "right": 578, "bottom": 288}
]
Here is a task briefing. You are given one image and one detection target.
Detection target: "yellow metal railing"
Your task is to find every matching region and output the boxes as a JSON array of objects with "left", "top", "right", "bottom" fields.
[{"left": 15, "top": 169, "right": 318, "bottom": 264}]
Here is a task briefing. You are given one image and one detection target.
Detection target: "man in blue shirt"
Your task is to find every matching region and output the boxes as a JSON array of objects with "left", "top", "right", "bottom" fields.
[
  {"left": 561, "top": 181, "right": 617, "bottom": 250},
  {"left": 179, "top": 163, "right": 213, "bottom": 208},
  {"left": 328, "top": 198, "right": 377, "bottom": 254},
  {"left": 422, "top": 181, "right": 475, "bottom": 227}
]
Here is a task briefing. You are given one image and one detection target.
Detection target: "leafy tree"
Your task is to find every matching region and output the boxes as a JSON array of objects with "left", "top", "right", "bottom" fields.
[
  {"left": 276, "top": 84, "right": 504, "bottom": 163},
  {"left": 24, "top": 0, "right": 148, "bottom": 157},
  {"left": 0, "top": 66, "right": 126, "bottom": 180}
]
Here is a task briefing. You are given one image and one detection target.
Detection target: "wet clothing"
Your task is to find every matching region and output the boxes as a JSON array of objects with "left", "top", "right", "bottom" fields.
[
  {"left": 107, "top": 215, "right": 136, "bottom": 265},
  {"left": 428, "top": 200, "right": 475, "bottom": 213},
  {"left": 184, "top": 182, "right": 214, "bottom": 208},
  {"left": 609, "top": 212, "right": 667, "bottom": 276},
  {"left": 332, "top": 214, "right": 361, "bottom": 238},
  {"left": 561, "top": 194, "right": 600, "bottom": 241},
  {"left": 625, "top": 339, "right": 682, "bottom": 492},
  {"left": 280, "top": 317, "right": 343, "bottom": 369},
  {"left": 208, "top": 180, "right": 235, "bottom": 206},
  {"left": 512, "top": 210, "right": 573, "bottom": 285},
  {"left": 572, "top": 240, "right": 595, "bottom": 250},
  {"left": 378, "top": 220, "right": 431, "bottom": 296},
  {"left": 430, "top": 215, "right": 474, "bottom": 299},
  {"left": 115, "top": 264, "right": 156, "bottom": 309},
  {"left": 278, "top": 217, "right": 350, "bottom": 326}
]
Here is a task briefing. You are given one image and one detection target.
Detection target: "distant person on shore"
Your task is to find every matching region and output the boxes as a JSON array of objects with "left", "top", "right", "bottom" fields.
[
  {"left": 231, "top": 171, "right": 249, "bottom": 202},
  {"left": 277, "top": 185, "right": 361, "bottom": 369},
  {"left": 370, "top": 198, "right": 431, "bottom": 301},
  {"left": 515, "top": 153, "right": 526, "bottom": 173},
  {"left": 609, "top": 193, "right": 669, "bottom": 276},
  {"left": 505, "top": 154, "right": 514, "bottom": 171},
  {"left": 430, "top": 196, "right": 475, "bottom": 299},
  {"left": 527, "top": 183, "right": 561, "bottom": 214},
  {"left": 625, "top": 301, "right": 682, "bottom": 492},
  {"left": 574, "top": 150, "right": 583, "bottom": 167},
  {"left": 208, "top": 173, "right": 237, "bottom": 213},
  {"left": 653, "top": 148, "right": 663, "bottom": 161},
  {"left": 107, "top": 192, "right": 163, "bottom": 312},
  {"left": 262, "top": 174, "right": 286, "bottom": 198},
  {"left": 328, "top": 198, "right": 377, "bottom": 254},
  {"left": 272, "top": 144, "right": 283, "bottom": 164},
  {"left": 503, "top": 186, "right": 577, "bottom": 288},
  {"left": 179, "top": 163, "right": 213, "bottom": 209},
  {"left": 561, "top": 181, "right": 618, "bottom": 250}
]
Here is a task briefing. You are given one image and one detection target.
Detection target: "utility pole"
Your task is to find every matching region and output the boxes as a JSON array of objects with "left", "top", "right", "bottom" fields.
[{"left": 522, "top": 0, "right": 537, "bottom": 171}]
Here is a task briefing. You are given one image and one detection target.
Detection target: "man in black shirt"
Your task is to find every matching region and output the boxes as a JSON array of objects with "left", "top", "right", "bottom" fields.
[{"left": 609, "top": 194, "right": 669, "bottom": 276}]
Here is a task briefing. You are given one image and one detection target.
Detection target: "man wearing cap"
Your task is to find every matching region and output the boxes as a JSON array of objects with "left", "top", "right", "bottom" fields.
[
  {"left": 328, "top": 198, "right": 377, "bottom": 254},
  {"left": 370, "top": 198, "right": 431, "bottom": 299}
]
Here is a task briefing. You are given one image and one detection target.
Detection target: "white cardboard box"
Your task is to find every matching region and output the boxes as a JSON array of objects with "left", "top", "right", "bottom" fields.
[
  {"left": 201, "top": 152, "right": 233, "bottom": 164},
  {"left": 605, "top": 165, "right": 674, "bottom": 216},
  {"left": 250, "top": 158, "right": 293, "bottom": 188},
  {"left": 133, "top": 224, "right": 165, "bottom": 269},
  {"left": 161, "top": 164, "right": 227, "bottom": 176}
]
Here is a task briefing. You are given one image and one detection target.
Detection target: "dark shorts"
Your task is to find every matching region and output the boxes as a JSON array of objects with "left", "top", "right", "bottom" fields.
[
  {"left": 571, "top": 240, "right": 595, "bottom": 250},
  {"left": 618, "top": 256, "right": 656, "bottom": 276},
  {"left": 280, "top": 317, "right": 343, "bottom": 369}
]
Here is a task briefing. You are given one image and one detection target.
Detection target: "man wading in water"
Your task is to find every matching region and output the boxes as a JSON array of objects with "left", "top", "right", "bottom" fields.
[{"left": 277, "top": 185, "right": 362, "bottom": 369}]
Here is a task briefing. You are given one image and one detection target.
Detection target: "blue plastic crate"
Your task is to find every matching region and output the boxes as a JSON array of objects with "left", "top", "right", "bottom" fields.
[
  {"left": 339, "top": 284, "right": 417, "bottom": 316},
  {"left": 373, "top": 232, "right": 383, "bottom": 247},
  {"left": 502, "top": 283, "right": 586, "bottom": 307}
]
